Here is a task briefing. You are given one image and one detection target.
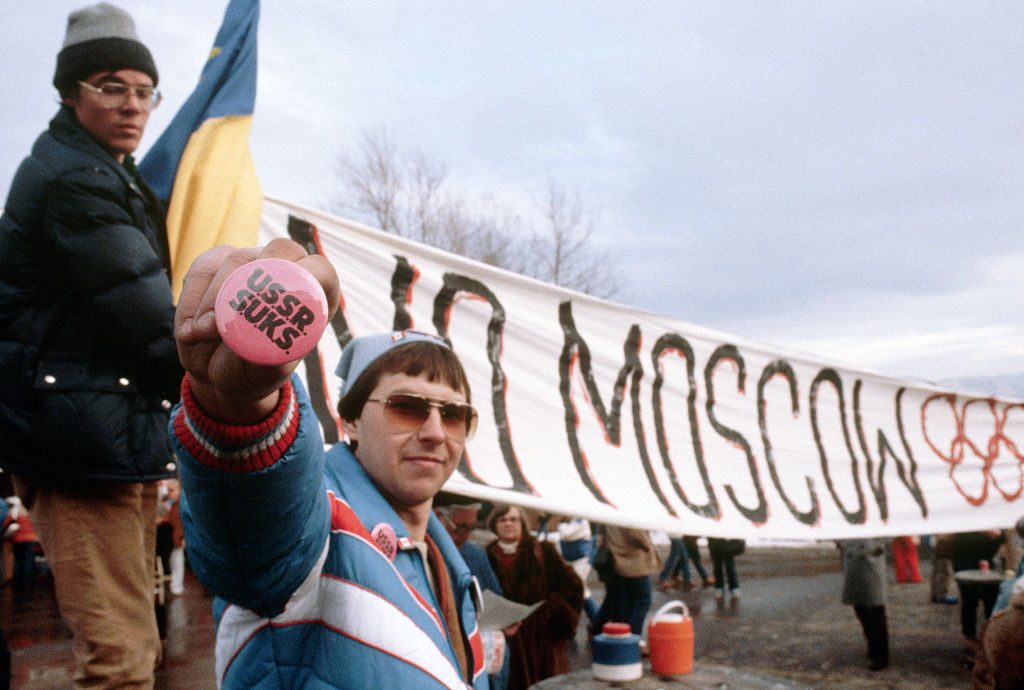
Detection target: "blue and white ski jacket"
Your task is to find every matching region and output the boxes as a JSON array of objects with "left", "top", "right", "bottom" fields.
[{"left": 170, "top": 376, "right": 486, "bottom": 689}]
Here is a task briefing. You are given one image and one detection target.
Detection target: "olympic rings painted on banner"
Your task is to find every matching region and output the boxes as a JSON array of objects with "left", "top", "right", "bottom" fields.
[{"left": 920, "top": 394, "right": 1024, "bottom": 505}]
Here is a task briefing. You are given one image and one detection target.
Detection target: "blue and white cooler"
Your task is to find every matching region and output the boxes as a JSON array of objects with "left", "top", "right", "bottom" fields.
[{"left": 591, "top": 622, "right": 643, "bottom": 682}]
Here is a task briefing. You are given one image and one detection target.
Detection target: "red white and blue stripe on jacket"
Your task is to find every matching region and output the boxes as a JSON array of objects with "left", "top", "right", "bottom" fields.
[{"left": 171, "top": 375, "right": 486, "bottom": 689}]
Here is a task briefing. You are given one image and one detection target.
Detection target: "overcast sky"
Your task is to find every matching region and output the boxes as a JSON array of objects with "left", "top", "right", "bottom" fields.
[{"left": 2, "top": 1, "right": 1022, "bottom": 387}]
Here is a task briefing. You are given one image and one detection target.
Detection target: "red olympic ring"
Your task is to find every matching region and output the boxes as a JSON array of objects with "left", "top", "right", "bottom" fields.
[{"left": 920, "top": 394, "right": 1024, "bottom": 505}]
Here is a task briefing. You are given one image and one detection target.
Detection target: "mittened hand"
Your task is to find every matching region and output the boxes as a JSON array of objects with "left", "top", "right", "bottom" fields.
[{"left": 175, "top": 238, "right": 339, "bottom": 423}]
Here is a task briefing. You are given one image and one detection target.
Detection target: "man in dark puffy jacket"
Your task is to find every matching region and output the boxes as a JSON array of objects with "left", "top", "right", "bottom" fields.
[{"left": 0, "top": 4, "right": 180, "bottom": 686}]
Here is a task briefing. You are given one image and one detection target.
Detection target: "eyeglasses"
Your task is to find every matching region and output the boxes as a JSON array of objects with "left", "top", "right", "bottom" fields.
[
  {"left": 366, "top": 393, "right": 478, "bottom": 439},
  {"left": 77, "top": 80, "right": 162, "bottom": 111}
]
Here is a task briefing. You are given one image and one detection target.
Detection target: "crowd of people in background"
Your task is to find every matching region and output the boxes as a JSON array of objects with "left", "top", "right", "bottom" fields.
[
  {"left": 4, "top": 471, "right": 1024, "bottom": 688},
  {"left": 837, "top": 522, "right": 1024, "bottom": 685},
  {"left": 657, "top": 535, "right": 714, "bottom": 592},
  {"left": 429, "top": 509, "right": 1024, "bottom": 686}
]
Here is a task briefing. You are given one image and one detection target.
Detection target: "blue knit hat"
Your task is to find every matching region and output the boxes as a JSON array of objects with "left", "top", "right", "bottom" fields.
[{"left": 335, "top": 331, "right": 450, "bottom": 399}]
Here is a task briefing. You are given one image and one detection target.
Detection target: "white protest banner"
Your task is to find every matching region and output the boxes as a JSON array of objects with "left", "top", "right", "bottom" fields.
[{"left": 261, "top": 196, "right": 1023, "bottom": 539}]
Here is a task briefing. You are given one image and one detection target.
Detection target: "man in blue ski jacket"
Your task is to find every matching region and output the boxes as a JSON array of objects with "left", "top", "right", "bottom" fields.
[{"left": 170, "top": 240, "right": 487, "bottom": 688}]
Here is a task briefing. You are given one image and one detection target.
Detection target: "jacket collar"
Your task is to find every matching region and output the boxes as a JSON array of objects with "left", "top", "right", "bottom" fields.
[
  {"left": 331, "top": 444, "right": 471, "bottom": 583},
  {"left": 332, "top": 444, "right": 410, "bottom": 539},
  {"left": 48, "top": 106, "right": 140, "bottom": 191}
]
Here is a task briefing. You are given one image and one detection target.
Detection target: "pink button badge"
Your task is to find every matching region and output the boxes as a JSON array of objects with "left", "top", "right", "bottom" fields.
[
  {"left": 371, "top": 522, "right": 398, "bottom": 562},
  {"left": 214, "top": 258, "right": 329, "bottom": 365}
]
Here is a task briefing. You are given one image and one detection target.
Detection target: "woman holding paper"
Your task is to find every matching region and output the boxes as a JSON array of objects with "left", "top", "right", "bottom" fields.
[{"left": 486, "top": 505, "right": 584, "bottom": 690}]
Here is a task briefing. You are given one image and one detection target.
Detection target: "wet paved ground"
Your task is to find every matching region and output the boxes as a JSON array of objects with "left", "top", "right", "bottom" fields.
[
  {"left": 2, "top": 568, "right": 217, "bottom": 689},
  {"left": 2, "top": 543, "right": 975, "bottom": 688},
  {"left": 572, "top": 543, "right": 975, "bottom": 689}
]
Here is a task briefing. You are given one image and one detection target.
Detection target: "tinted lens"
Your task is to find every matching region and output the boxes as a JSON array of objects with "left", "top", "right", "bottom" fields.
[
  {"left": 384, "top": 394, "right": 476, "bottom": 437},
  {"left": 439, "top": 402, "right": 468, "bottom": 424},
  {"left": 441, "top": 402, "right": 478, "bottom": 437},
  {"left": 385, "top": 393, "right": 430, "bottom": 419}
]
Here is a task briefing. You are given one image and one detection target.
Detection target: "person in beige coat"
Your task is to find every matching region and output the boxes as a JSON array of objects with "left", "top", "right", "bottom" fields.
[
  {"left": 840, "top": 538, "right": 889, "bottom": 671},
  {"left": 591, "top": 525, "right": 662, "bottom": 637}
]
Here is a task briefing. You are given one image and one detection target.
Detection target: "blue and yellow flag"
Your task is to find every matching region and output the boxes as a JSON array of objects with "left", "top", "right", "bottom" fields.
[{"left": 140, "top": 0, "right": 261, "bottom": 299}]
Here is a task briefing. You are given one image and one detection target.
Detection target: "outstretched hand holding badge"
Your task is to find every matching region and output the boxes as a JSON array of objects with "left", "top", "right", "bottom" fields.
[{"left": 174, "top": 238, "right": 339, "bottom": 423}]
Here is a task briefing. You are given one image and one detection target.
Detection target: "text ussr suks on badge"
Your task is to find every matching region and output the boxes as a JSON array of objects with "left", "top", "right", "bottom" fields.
[{"left": 215, "top": 258, "right": 329, "bottom": 365}]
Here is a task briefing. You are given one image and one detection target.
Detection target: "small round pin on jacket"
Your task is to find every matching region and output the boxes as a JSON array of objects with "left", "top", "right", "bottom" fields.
[
  {"left": 214, "top": 258, "right": 329, "bottom": 365},
  {"left": 371, "top": 523, "right": 398, "bottom": 562}
]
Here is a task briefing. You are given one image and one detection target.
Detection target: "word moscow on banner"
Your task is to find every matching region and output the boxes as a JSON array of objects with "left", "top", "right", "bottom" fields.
[{"left": 260, "top": 197, "right": 1022, "bottom": 540}]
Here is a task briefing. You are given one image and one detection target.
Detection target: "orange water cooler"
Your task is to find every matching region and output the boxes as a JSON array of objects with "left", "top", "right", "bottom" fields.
[{"left": 647, "top": 600, "right": 694, "bottom": 677}]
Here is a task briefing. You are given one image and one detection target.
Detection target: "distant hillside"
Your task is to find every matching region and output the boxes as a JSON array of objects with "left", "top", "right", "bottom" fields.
[{"left": 938, "top": 373, "right": 1024, "bottom": 400}]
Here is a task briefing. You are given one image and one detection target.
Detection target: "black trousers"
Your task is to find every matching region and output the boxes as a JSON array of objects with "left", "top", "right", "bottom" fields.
[
  {"left": 956, "top": 581, "right": 999, "bottom": 640},
  {"left": 853, "top": 604, "right": 889, "bottom": 666}
]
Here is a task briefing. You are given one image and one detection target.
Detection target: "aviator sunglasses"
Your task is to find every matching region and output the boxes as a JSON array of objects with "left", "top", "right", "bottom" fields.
[{"left": 366, "top": 393, "right": 478, "bottom": 439}]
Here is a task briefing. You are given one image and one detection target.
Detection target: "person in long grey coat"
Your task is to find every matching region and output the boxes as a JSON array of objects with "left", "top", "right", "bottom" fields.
[{"left": 840, "top": 538, "right": 889, "bottom": 671}]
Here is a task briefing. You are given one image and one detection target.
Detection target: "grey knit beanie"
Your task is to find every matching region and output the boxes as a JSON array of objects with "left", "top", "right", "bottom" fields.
[{"left": 53, "top": 2, "right": 158, "bottom": 96}]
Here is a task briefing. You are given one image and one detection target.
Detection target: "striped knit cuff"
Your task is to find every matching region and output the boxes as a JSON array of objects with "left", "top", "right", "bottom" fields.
[{"left": 173, "top": 376, "right": 300, "bottom": 473}]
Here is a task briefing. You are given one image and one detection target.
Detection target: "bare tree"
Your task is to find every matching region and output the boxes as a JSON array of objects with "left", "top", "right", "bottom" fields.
[
  {"left": 332, "top": 128, "right": 404, "bottom": 234},
  {"left": 528, "top": 180, "right": 619, "bottom": 299},
  {"left": 333, "top": 129, "right": 618, "bottom": 297}
]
